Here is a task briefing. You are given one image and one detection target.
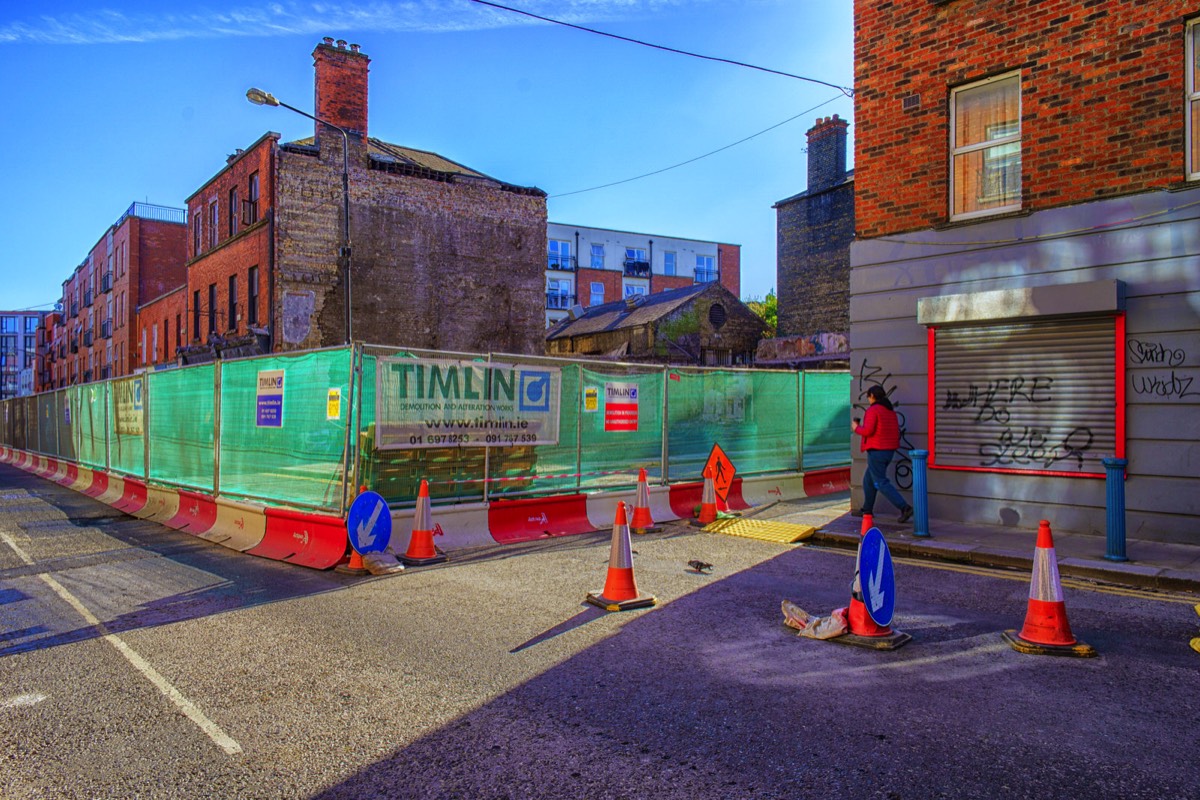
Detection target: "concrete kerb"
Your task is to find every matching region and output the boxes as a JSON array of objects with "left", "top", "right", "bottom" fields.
[{"left": 807, "top": 528, "right": 1200, "bottom": 594}]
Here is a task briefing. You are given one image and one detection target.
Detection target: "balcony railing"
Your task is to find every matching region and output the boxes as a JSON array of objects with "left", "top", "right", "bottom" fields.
[
  {"left": 70, "top": 302, "right": 78, "bottom": 318},
  {"left": 83, "top": 330, "right": 93, "bottom": 347},
  {"left": 101, "top": 366, "right": 112, "bottom": 380},
  {"left": 546, "top": 292, "right": 577, "bottom": 310},
  {"left": 101, "top": 272, "right": 113, "bottom": 293},
  {"left": 84, "top": 288, "right": 94, "bottom": 306},
  {"left": 623, "top": 260, "right": 651, "bottom": 278},
  {"left": 101, "top": 319, "right": 113, "bottom": 339},
  {"left": 694, "top": 268, "right": 719, "bottom": 284},
  {"left": 547, "top": 254, "right": 577, "bottom": 271},
  {"left": 70, "top": 338, "right": 78, "bottom": 354}
]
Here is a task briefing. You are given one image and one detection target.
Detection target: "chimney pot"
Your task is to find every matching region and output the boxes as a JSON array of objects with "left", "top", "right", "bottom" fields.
[
  {"left": 350, "top": 43, "right": 360, "bottom": 53},
  {"left": 323, "top": 36, "right": 334, "bottom": 45},
  {"left": 336, "top": 39, "right": 347, "bottom": 49}
]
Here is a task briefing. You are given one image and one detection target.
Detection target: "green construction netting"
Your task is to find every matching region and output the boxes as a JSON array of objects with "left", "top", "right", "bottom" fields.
[
  {"left": 73, "top": 384, "right": 107, "bottom": 469},
  {"left": 570, "top": 365, "right": 663, "bottom": 490},
  {"left": 8, "top": 346, "right": 850, "bottom": 508},
  {"left": 107, "top": 376, "right": 145, "bottom": 477},
  {"left": 219, "top": 349, "right": 352, "bottom": 510},
  {"left": 148, "top": 364, "right": 214, "bottom": 491},
  {"left": 36, "top": 393, "right": 59, "bottom": 457},
  {"left": 56, "top": 390, "right": 76, "bottom": 462},
  {"left": 666, "top": 369, "right": 800, "bottom": 480},
  {"left": 802, "top": 371, "right": 851, "bottom": 470}
]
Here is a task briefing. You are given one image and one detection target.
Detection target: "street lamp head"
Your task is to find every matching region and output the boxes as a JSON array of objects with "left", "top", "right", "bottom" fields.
[{"left": 245, "top": 88, "right": 280, "bottom": 107}]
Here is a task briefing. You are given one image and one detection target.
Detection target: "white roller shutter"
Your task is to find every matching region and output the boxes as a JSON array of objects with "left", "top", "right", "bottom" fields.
[{"left": 932, "top": 316, "right": 1118, "bottom": 475}]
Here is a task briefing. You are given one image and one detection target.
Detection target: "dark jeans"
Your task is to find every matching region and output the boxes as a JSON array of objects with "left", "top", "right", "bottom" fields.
[{"left": 863, "top": 449, "right": 908, "bottom": 514}]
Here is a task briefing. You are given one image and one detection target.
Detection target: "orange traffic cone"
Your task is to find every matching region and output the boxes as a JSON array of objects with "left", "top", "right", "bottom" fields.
[
  {"left": 860, "top": 513, "right": 874, "bottom": 536},
  {"left": 697, "top": 467, "right": 718, "bottom": 525},
  {"left": 1003, "top": 520, "right": 1095, "bottom": 657},
  {"left": 834, "top": 531, "right": 911, "bottom": 650},
  {"left": 587, "top": 502, "right": 656, "bottom": 612},
  {"left": 631, "top": 469, "right": 656, "bottom": 534},
  {"left": 400, "top": 480, "right": 448, "bottom": 566}
]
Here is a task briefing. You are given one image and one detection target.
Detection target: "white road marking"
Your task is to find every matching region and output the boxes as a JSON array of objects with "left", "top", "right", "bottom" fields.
[
  {"left": 1, "top": 692, "right": 48, "bottom": 709},
  {"left": 0, "top": 531, "right": 242, "bottom": 755}
]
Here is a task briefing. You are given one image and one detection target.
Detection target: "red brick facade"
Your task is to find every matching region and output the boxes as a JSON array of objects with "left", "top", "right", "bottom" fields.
[
  {"left": 718, "top": 243, "right": 741, "bottom": 298},
  {"left": 136, "top": 286, "right": 187, "bottom": 368},
  {"left": 184, "top": 133, "right": 277, "bottom": 352},
  {"left": 855, "top": 0, "right": 1194, "bottom": 238},
  {"left": 45, "top": 206, "right": 186, "bottom": 387},
  {"left": 576, "top": 268, "right": 624, "bottom": 308}
]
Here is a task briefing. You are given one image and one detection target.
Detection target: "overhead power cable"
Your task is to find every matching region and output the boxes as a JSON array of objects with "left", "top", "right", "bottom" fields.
[
  {"left": 550, "top": 94, "right": 844, "bottom": 198},
  {"left": 469, "top": 0, "right": 853, "bottom": 97}
]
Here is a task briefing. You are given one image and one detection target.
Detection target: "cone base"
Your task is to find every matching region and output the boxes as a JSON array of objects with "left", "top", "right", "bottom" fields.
[
  {"left": 832, "top": 629, "right": 912, "bottom": 650},
  {"left": 586, "top": 591, "right": 656, "bottom": 612},
  {"left": 1002, "top": 630, "right": 1097, "bottom": 658},
  {"left": 334, "top": 564, "right": 370, "bottom": 575},
  {"left": 631, "top": 525, "right": 661, "bottom": 535},
  {"left": 399, "top": 552, "right": 448, "bottom": 567}
]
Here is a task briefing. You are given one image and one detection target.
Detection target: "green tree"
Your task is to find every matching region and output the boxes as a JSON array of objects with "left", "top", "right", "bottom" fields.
[{"left": 744, "top": 290, "right": 777, "bottom": 338}]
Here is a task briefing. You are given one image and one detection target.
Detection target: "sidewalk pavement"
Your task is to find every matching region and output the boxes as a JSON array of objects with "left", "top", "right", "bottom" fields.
[{"left": 754, "top": 493, "right": 1200, "bottom": 595}]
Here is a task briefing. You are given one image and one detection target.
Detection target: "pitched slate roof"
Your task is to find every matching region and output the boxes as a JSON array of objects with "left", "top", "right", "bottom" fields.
[
  {"left": 284, "top": 136, "right": 544, "bottom": 195},
  {"left": 546, "top": 283, "right": 711, "bottom": 340}
]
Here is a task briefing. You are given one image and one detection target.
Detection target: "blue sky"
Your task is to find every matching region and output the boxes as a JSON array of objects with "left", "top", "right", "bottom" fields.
[{"left": 0, "top": 0, "right": 854, "bottom": 311}]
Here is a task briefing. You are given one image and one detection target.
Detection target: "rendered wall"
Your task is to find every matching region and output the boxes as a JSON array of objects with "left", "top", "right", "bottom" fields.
[{"left": 849, "top": 189, "right": 1200, "bottom": 543}]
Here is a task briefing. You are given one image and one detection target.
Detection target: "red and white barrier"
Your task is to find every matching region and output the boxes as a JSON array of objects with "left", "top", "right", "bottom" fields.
[{"left": 0, "top": 444, "right": 850, "bottom": 571}]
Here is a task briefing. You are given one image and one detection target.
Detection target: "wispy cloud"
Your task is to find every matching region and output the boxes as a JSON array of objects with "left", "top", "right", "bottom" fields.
[{"left": 0, "top": 1, "right": 710, "bottom": 45}]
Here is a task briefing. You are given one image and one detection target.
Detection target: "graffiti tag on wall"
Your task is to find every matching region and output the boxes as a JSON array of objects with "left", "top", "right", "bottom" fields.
[
  {"left": 937, "top": 372, "right": 1095, "bottom": 470},
  {"left": 855, "top": 359, "right": 914, "bottom": 490},
  {"left": 1128, "top": 339, "right": 1200, "bottom": 400}
]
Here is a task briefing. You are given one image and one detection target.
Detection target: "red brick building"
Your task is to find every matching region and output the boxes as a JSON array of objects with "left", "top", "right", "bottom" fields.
[
  {"left": 850, "top": 0, "right": 1200, "bottom": 543},
  {"left": 160, "top": 38, "right": 547, "bottom": 363},
  {"left": 41, "top": 203, "right": 186, "bottom": 388}
]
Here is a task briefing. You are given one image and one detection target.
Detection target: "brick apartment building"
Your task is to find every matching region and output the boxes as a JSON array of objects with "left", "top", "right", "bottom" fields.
[
  {"left": 39, "top": 203, "right": 187, "bottom": 389},
  {"left": 140, "top": 38, "right": 547, "bottom": 365},
  {"left": 764, "top": 114, "right": 854, "bottom": 366},
  {"left": 545, "top": 222, "right": 741, "bottom": 329},
  {"left": 850, "top": 0, "right": 1200, "bottom": 543}
]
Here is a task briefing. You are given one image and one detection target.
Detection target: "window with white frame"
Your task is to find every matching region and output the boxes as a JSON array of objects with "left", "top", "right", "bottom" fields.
[
  {"left": 548, "top": 239, "right": 572, "bottom": 270},
  {"left": 950, "top": 73, "right": 1021, "bottom": 219},
  {"left": 589, "top": 282, "right": 605, "bottom": 306},
  {"left": 695, "top": 254, "right": 717, "bottom": 283},
  {"left": 547, "top": 278, "right": 572, "bottom": 309},
  {"left": 590, "top": 244, "right": 604, "bottom": 268},
  {"left": 624, "top": 284, "right": 647, "bottom": 297},
  {"left": 1188, "top": 20, "right": 1200, "bottom": 178},
  {"left": 663, "top": 251, "right": 676, "bottom": 276}
]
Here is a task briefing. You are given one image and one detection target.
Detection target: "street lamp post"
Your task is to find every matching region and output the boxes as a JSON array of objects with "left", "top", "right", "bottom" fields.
[{"left": 246, "top": 88, "right": 353, "bottom": 345}]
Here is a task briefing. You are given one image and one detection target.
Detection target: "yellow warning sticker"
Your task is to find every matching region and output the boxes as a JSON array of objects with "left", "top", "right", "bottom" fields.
[{"left": 704, "top": 518, "right": 816, "bottom": 543}]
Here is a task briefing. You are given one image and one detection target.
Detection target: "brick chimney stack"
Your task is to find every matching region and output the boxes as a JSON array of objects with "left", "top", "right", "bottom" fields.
[
  {"left": 806, "top": 114, "right": 849, "bottom": 193},
  {"left": 313, "top": 37, "right": 370, "bottom": 146}
]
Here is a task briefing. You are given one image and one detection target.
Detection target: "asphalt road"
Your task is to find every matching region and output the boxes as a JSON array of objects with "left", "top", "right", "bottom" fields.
[{"left": 2, "top": 463, "right": 1198, "bottom": 799}]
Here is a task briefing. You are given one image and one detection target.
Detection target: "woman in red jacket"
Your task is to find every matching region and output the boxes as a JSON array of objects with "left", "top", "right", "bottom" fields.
[{"left": 852, "top": 385, "right": 913, "bottom": 524}]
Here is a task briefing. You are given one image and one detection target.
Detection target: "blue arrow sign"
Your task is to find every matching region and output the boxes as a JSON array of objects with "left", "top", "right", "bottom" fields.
[
  {"left": 347, "top": 491, "right": 392, "bottom": 555},
  {"left": 858, "top": 527, "right": 895, "bottom": 627}
]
